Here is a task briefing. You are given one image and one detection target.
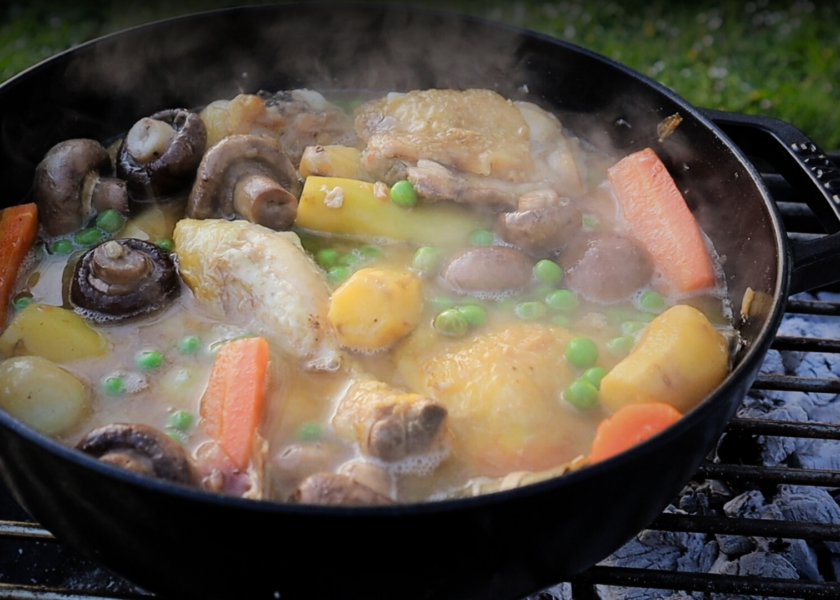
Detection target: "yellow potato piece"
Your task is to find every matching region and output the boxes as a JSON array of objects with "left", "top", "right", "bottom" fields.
[
  {"left": 299, "top": 145, "right": 362, "bottom": 179},
  {"left": 599, "top": 304, "right": 729, "bottom": 413},
  {"left": 328, "top": 268, "right": 423, "bottom": 352},
  {"left": 0, "top": 303, "right": 110, "bottom": 363},
  {"left": 396, "top": 323, "right": 600, "bottom": 477}
]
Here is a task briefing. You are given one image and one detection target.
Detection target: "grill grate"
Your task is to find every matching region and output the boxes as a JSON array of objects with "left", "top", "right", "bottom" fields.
[{"left": 1, "top": 155, "right": 839, "bottom": 600}]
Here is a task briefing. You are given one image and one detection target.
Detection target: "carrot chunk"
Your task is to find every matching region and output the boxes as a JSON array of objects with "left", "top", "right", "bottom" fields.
[
  {"left": 0, "top": 203, "right": 39, "bottom": 329},
  {"left": 588, "top": 402, "right": 682, "bottom": 464},
  {"left": 200, "top": 336, "right": 270, "bottom": 469},
  {"left": 608, "top": 148, "right": 715, "bottom": 293}
]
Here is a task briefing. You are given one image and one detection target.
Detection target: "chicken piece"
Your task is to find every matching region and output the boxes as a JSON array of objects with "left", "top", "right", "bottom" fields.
[
  {"left": 332, "top": 379, "right": 450, "bottom": 466},
  {"left": 355, "top": 89, "right": 534, "bottom": 183},
  {"left": 406, "top": 159, "right": 543, "bottom": 208},
  {"left": 173, "top": 218, "right": 342, "bottom": 371},
  {"left": 289, "top": 472, "right": 394, "bottom": 506},
  {"left": 396, "top": 323, "right": 602, "bottom": 477}
]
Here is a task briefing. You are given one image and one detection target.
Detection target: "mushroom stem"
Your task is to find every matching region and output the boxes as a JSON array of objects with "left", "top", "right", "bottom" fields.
[
  {"left": 90, "top": 177, "right": 129, "bottom": 215},
  {"left": 233, "top": 173, "right": 298, "bottom": 231},
  {"left": 90, "top": 240, "right": 152, "bottom": 290},
  {"left": 125, "top": 117, "right": 178, "bottom": 164}
]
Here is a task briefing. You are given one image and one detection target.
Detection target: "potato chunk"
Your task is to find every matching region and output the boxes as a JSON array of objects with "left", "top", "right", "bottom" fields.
[
  {"left": 328, "top": 268, "right": 423, "bottom": 352},
  {"left": 599, "top": 304, "right": 729, "bottom": 413},
  {"left": 0, "top": 356, "right": 91, "bottom": 435},
  {"left": 0, "top": 303, "right": 110, "bottom": 362}
]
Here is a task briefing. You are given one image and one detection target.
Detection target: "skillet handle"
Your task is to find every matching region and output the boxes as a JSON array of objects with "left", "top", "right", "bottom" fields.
[{"left": 701, "top": 108, "right": 840, "bottom": 295}]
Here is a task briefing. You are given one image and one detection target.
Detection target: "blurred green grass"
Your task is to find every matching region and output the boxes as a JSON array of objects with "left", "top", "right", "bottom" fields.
[{"left": 2, "top": 0, "right": 838, "bottom": 149}]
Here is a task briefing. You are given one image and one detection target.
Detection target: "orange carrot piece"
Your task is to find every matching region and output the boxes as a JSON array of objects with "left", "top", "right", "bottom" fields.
[
  {"left": 0, "top": 203, "right": 39, "bottom": 329},
  {"left": 588, "top": 402, "right": 682, "bottom": 464},
  {"left": 608, "top": 148, "right": 716, "bottom": 293},
  {"left": 200, "top": 336, "right": 270, "bottom": 470}
]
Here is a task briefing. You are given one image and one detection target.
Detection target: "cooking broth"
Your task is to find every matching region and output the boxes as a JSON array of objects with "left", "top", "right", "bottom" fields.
[{"left": 0, "top": 87, "right": 735, "bottom": 504}]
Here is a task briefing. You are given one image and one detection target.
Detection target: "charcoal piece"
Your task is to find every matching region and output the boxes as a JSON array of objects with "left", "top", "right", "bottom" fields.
[
  {"left": 710, "top": 551, "right": 798, "bottom": 600},
  {"left": 753, "top": 537, "right": 822, "bottom": 582},
  {"left": 773, "top": 485, "right": 840, "bottom": 553},
  {"left": 716, "top": 534, "right": 753, "bottom": 556},
  {"left": 531, "top": 582, "right": 571, "bottom": 600},
  {"left": 759, "top": 349, "right": 784, "bottom": 374},
  {"left": 723, "top": 490, "right": 768, "bottom": 519}
]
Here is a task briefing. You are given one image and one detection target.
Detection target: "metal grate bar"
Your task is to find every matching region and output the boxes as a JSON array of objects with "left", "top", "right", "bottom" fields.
[
  {"left": 786, "top": 298, "right": 840, "bottom": 316},
  {"left": 696, "top": 462, "right": 840, "bottom": 487},
  {"left": 649, "top": 512, "right": 840, "bottom": 541},
  {"left": 725, "top": 417, "right": 840, "bottom": 439},
  {"left": 751, "top": 374, "right": 840, "bottom": 393},
  {"left": 772, "top": 335, "right": 840, "bottom": 353},
  {"left": 570, "top": 567, "right": 840, "bottom": 600},
  {"left": 0, "top": 584, "right": 149, "bottom": 600}
]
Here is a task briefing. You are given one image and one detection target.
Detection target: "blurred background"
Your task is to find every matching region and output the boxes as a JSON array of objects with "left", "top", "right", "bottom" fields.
[{"left": 1, "top": 0, "right": 838, "bottom": 149}]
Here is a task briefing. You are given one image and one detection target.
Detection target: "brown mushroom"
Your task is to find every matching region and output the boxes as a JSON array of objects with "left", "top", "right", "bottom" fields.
[
  {"left": 32, "top": 139, "right": 129, "bottom": 237},
  {"left": 495, "top": 189, "right": 582, "bottom": 256},
  {"left": 77, "top": 423, "right": 198, "bottom": 486},
  {"left": 558, "top": 232, "right": 655, "bottom": 302},
  {"left": 289, "top": 472, "right": 394, "bottom": 506},
  {"left": 186, "top": 134, "right": 301, "bottom": 231},
  {"left": 116, "top": 108, "right": 207, "bottom": 200},
  {"left": 70, "top": 238, "right": 180, "bottom": 322},
  {"left": 440, "top": 245, "right": 534, "bottom": 295}
]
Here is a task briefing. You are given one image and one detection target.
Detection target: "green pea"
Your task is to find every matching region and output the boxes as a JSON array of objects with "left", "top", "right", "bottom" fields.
[
  {"left": 607, "top": 335, "right": 635, "bottom": 357},
  {"left": 533, "top": 259, "right": 563, "bottom": 284},
  {"left": 550, "top": 314, "right": 571, "bottom": 328},
  {"left": 565, "top": 336, "right": 599, "bottom": 369},
  {"left": 581, "top": 366, "right": 608, "bottom": 389},
  {"left": 606, "top": 307, "right": 638, "bottom": 325},
  {"left": 157, "top": 238, "right": 174, "bottom": 252},
  {"left": 338, "top": 252, "right": 360, "bottom": 267},
  {"left": 359, "top": 245, "right": 383, "bottom": 259},
  {"left": 167, "top": 410, "right": 194, "bottom": 432},
  {"left": 469, "top": 229, "right": 495, "bottom": 246},
  {"left": 390, "top": 180, "right": 418, "bottom": 208},
  {"left": 103, "top": 374, "right": 124, "bottom": 396},
  {"left": 135, "top": 349, "right": 164, "bottom": 371},
  {"left": 12, "top": 296, "right": 33, "bottom": 311},
  {"left": 177, "top": 335, "right": 201, "bottom": 355},
  {"left": 582, "top": 214, "right": 599, "bottom": 229},
  {"left": 429, "top": 295, "right": 457, "bottom": 311},
  {"left": 411, "top": 246, "right": 443, "bottom": 275},
  {"left": 51, "top": 239, "right": 74, "bottom": 255},
  {"left": 95, "top": 209, "right": 126, "bottom": 233},
  {"left": 457, "top": 303, "right": 487, "bottom": 327},
  {"left": 515, "top": 301, "right": 548, "bottom": 321},
  {"left": 297, "top": 421, "right": 323, "bottom": 441},
  {"left": 73, "top": 227, "right": 102, "bottom": 247},
  {"left": 639, "top": 290, "right": 665, "bottom": 313},
  {"left": 622, "top": 320, "right": 648, "bottom": 335},
  {"left": 434, "top": 308, "right": 469, "bottom": 337},
  {"left": 167, "top": 429, "right": 187, "bottom": 444},
  {"left": 496, "top": 297, "right": 518, "bottom": 312},
  {"left": 545, "top": 289, "right": 578, "bottom": 311},
  {"left": 564, "top": 379, "right": 600, "bottom": 410},
  {"left": 636, "top": 311, "right": 656, "bottom": 323},
  {"left": 328, "top": 265, "right": 351, "bottom": 284},
  {"left": 316, "top": 248, "right": 340, "bottom": 268},
  {"left": 530, "top": 284, "right": 556, "bottom": 302}
]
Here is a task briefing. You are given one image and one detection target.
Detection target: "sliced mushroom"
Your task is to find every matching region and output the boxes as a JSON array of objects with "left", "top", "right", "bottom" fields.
[
  {"left": 439, "top": 245, "right": 534, "bottom": 295},
  {"left": 495, "top": 189, "right": 582, "bottom": 256},
  {"left": 186, "top": 134, "right": 300, "bottom": 231},
  {"left": 558, "top": 232, "right": 655, "bottom": 302},
  {"left": 289, "top": 472, "right": 394, "bottom": 506},
  {"left": 32, "top": 139, "right": 129, "bottom": 237},
  {"left": 117, "top": 108, "right": 207, "bottom": 200},
  {"left": 70, "top": 238, "right": 180, "bottom": 322},
  {"left": 77, "top": 423, "right": 198, "bottom": 486}
]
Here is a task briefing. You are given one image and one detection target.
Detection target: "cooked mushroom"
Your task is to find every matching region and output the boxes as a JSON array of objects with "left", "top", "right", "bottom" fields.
[
  {"left": 289, "top": 472, "right": 394, "bottom": 506},
  {"left": 77, "top": 423, "right": 198, "bottom": 486},
  {"left": 116, "top": 108, "right": 207, "bottom": 200},
  {"left": 440, "top": 245, "right": 534, "bottom": 295},
  {"left": 558, "top": 232, "right": 655, "bottom": 302},
  {"left": 70, "top": 238, "right": 180, "bottom": 322},
  {"left": 495, "top": 189, "right": 582, "bottom": 255},
  {"left": 186, "top": 134, "right": 300, "bottom": 231},
  {"left": 32, "top": 139, "right": 129, "bottom": 237}
]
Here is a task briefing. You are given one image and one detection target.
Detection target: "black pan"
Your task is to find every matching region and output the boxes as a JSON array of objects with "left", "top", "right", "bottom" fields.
[{"left": 0, "top": 5, "right": 839, "bottom": 600}]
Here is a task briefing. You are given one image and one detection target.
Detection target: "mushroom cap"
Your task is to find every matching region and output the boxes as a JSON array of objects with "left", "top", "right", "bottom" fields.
[
  {"left": 70, "top": 238, "right": 181, "bottom": 323},
  {"left": 32, "top": 139, "right": 113, "bottom": 237},
  {"left": 116, "top": 108, "right": 207, "bottom": 200},
  {"left": 77, "top": 423, "right": 197, "bottom": 486},
  {"left": 186, "top": 134, "right": 300, "bottom": 229}
]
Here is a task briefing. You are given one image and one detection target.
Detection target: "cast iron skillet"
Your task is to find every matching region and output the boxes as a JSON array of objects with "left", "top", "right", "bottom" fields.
[{"left": 0, "top": 5, "right": 839, "bottom": 600}]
